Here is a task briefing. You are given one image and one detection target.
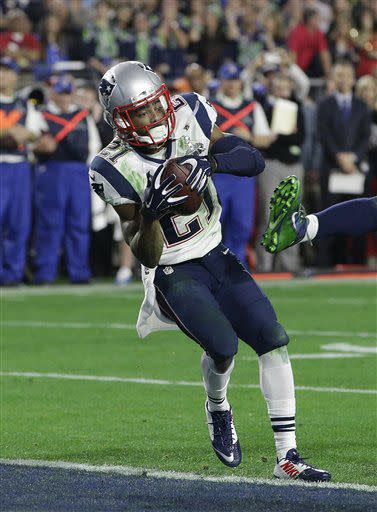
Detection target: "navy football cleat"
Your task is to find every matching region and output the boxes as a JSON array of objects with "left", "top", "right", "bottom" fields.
[
  {"left": 205, "top": 401, "right": 242, "bottom": 468},
  {"left": 274, "top": 448, "right": 331, "bottom": 482}
]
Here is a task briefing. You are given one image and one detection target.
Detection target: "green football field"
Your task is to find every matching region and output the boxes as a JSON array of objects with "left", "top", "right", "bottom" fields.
[{"left": 1, "top": 279, "right": 376, "bottom": 486}]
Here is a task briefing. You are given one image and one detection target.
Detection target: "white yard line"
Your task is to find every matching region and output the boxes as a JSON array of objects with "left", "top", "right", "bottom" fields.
[
  {"left": 321, "top": 343, "right": 377, "bottom": 354},
  {"left": 2, "top": 320, "right": 376, "bottom": 339},
  {"left": 1, "top": 371, "right": 376, "bottom": 395},
  {"left": 288, "top": 329, "right": 376, "bottom": 339},
  {"left": 242, "top": 353, "right": 366, "bottom": 361},
  {"left": 0, "top": 278, "right": 376, "bottom": 297},
  {"left": 0, "top": 458, "right": 375, "bottom": 493},
  {"left": 272, "top": 298, "right": 375, "bottom": 305},
  {"left": 2, "top": 320, "right": 136, "bottom": 330}
]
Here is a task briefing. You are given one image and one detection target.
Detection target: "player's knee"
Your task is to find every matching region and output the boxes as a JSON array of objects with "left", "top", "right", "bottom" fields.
[
  {"left": 206, "top": 336, "right": 238, "bottom": 362},
  {"left": 257, "top": 321, "right": 289, "bottom": 356},
  {"left": 212, "top": 355, "right": 234, "bottom": 373}
]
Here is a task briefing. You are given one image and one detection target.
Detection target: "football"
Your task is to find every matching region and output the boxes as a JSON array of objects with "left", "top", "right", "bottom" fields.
[{"left": 161, "top": 159, "right": 202, "bottom": 216}]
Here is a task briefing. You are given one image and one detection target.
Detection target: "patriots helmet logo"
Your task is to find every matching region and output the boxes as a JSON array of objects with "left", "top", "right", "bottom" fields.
[
  {"left": 99, "top": 78, "right": 115, "bottom": 97},
  {"left": 99, "top": 77, "right": 115, "bottom": 108}
]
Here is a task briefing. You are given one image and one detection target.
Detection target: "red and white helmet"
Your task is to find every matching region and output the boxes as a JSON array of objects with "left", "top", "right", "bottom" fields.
[{"left": 98, "top": 61, "right": 175, "bottom": 147}]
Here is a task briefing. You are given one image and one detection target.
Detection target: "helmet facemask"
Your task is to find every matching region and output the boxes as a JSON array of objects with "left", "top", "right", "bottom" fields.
[{"left": 112, "top": 84, "right": 175, "bottom": 147}]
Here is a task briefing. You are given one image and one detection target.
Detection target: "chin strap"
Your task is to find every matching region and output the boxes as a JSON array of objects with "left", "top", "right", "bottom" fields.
[{"left": 135, "top": 125, "right": 169, "bottom": 146}]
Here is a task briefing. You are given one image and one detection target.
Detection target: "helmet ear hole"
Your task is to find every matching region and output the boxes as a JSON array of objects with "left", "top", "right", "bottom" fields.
[{"left": 113, "top": 110, "right": 130, "bottom": 130}]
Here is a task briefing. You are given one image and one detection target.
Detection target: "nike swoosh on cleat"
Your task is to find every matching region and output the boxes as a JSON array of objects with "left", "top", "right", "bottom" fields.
[{"left": 213, "top": 447, "right": 234, "bottom": 463}]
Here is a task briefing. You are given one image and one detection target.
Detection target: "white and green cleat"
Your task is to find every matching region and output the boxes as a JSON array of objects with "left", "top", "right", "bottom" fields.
[{"left": 261, "top": 175, "right": 308, "bottom": 254}]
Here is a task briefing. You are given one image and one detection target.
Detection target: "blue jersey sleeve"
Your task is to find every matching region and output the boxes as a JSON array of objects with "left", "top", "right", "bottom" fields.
[
  {"left": 180, "top": 93, "right": 217, "bottom": 141},
  {"left": 89, "top": 155, "right": 141, "bottom": 206}
]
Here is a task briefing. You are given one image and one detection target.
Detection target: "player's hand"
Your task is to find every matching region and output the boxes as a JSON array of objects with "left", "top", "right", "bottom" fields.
[
  {"left": 141, "top": 164, "right": 188, "bottom": 221},
  {"left": 175, "top": 155, "right": 215, "bottom": 195},
  {"left": 33, "top": 133, "right": 58, "bottom": 154}
]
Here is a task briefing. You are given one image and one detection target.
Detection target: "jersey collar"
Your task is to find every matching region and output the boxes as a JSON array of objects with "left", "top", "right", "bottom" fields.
[{"left": 134, "top": 138, "right": 175, "bottom": 164}]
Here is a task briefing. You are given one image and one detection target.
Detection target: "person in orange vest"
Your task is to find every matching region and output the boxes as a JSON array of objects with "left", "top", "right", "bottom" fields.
[
  {"left": 33, "top": 75, "right": 101, "bottom": 284},
  {"left": 210, "top": 62, "right": 276, "bottom": 268},
  {"left": 0, "top": 57, "right": 45, "bottom": 286}
]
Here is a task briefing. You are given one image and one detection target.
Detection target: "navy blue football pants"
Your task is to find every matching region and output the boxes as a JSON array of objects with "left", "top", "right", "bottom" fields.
[
  {"left": 0, "top": 161, "right": 31, "bottom": 284},
  {"left": 154, "top": 244, "right": 287, "bottom": 359},
  {"left": 213, "top": 174, "right": 256, "bottom": 268},
  {"left": 34, "top": 160, "right": 91, "bottom": 283}
]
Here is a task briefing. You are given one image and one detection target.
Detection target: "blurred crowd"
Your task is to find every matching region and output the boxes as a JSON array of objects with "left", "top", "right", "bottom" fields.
[{"left": 0, "top": 0, "right": 376, "bottom": 286}]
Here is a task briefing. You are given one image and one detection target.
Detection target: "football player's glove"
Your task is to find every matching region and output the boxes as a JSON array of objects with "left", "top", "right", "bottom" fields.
[
  {"left": 141, "top": 165, "right": 187, "bottom": 221},
  {"left": 175, "top": 155, "right": 216, "bottom": 195}
]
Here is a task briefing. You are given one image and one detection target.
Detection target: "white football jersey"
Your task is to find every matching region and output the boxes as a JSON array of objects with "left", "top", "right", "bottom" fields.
[{"left": 90, "top": 93, "right": 222, "bottom": 266}]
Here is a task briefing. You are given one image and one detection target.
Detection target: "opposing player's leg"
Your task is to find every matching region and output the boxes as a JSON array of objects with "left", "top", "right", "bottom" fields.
[
  {"left": 262, "top": 176, "right": 377, "bottom": 254},
  {"left": 313, "top": 196, "right": 377, "bottom": 239},
  {"left": 217, "top": 250, "right": 331, "bottom": 481},
  {"left": 154, "top": 262, "right": 242, "bottom": 467}
]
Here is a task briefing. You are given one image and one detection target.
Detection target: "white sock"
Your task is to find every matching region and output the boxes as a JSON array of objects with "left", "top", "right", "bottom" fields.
[
  {"left": 200, "top": 352, "right": 233, "bottom": 412},
  {"left": 258, "top": 347, "right": 296, "bottom": 460},
  {"left": 302, "top": 214, "right": 319, "bottom": 242}
]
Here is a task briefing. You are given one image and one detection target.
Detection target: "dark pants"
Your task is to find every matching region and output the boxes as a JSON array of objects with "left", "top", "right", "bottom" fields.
[
  {"left": 34, "top": 160, "right": 91, "bottom": 283},
  {"left": 0, "top": 161, "right": 31, "bottom": 284},
  {"left": 212, "top": 174, "right": 256, "bottom": 269},
  {"left": 154, "top": 244, "right": 288, "bottom": 359}
]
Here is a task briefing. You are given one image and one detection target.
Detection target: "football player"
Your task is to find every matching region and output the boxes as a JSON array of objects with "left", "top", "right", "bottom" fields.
[
  {"left": 90, "top": 61, "right": 331, "bottom": 481},
  {"left": 262, "top": 175, "right": 377, "bottom": 254}
]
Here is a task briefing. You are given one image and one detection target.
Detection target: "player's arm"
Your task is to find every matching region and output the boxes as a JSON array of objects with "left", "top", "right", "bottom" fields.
[
  {"left": 91, "top": 157, "right": 187, "bottom": 268},
  {"left": 175, "top": 123, "right": 265, "bottom": 194},
  {"left": 113, "top": 203, "right": 164, "bottom": 269},
  {"left": 208, "top": 124, "right": 266, "bottom": 177},
  {"left": 174, "top": 124, "right": 266, "bottom": 195},
  {"left": 90, "top": 155, "right": 172, "bottom": 268}
]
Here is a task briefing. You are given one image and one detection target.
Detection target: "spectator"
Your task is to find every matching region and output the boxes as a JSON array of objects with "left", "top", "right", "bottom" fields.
[
  {"left": 39, "top": 14, "right": 68, "bottom": 68},
  {"left": 0, "top": 0, "right": 45, "bottom": 31},
  {"left": 328, "top": 14, "right": 357, "bottom": 64},
  {"left": 247, "top": 49, "right": 310, "bottom": 107},
  {"left": 75, "top": 83, "right": 113, "bottom": 147},
  {"left": 287, "top": 8, "right": 331, "bottom": 78},
  {"left": 154, "top": 0, "right": 189, "bottom": 79},
  {"left": 83, "top": 0, "right": 119, "bottom": 76},
  {"left": 186, "top": 63, "right": 210, "bottom": 97},
  {"left": 33, "top": 75, "right": 102, "bottom": 284},
  {"left": 0, "top": 57, "right": 44, "bottom": 285},
  {"left": 119, "top": 12, "right": 159, "bottom": 67},
  {"left": 187, "top": 0, "right": 205, "bottom": 62},
  {"left": 355, "top": 75, "right": 377, "bottom": 193},
  {"left": 260, "top": 8, "right": 286, "bottom": 50},
  {"left": 46, "top": 0, "right": 85, "bottom": 61},
  {"left": 141, "top": 0, "right": 159, "bottom": 28},
  {"left": 211, "top": 62, "right": 274, "bottom": 269},
  {"left": 195, "top": 5, "right": 235, "bottom": 72},
  {"left": 317, "top": 60, "right": 371, "bottom": 266},
  {"left": 255, "top": 74, "right": 306, "bottom": 273},
  {"left": 75, "top": 81, "right": 120, "bottom": 279},
  {"left": 0, "top": 9, "right": 41, "bottom": 70},
  {"left": 350, "top": 6, "right": 377, "bottom": 77},
  {"left": 300, "top": 95, "right": 323, "bottom": 216},
  {"left": 237, "top": 5, "right": 267, "bottom": 67},
  {"left": 115, "top": 4, "right": 133, "bottom": 56},
  {"left": 115, "top": 241, "right": 135, "bottom": 285}
]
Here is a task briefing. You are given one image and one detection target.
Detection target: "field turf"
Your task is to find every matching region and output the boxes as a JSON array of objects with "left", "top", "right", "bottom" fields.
[{"left": 1, "top": 279, "right": 376, "bottom": 487}]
